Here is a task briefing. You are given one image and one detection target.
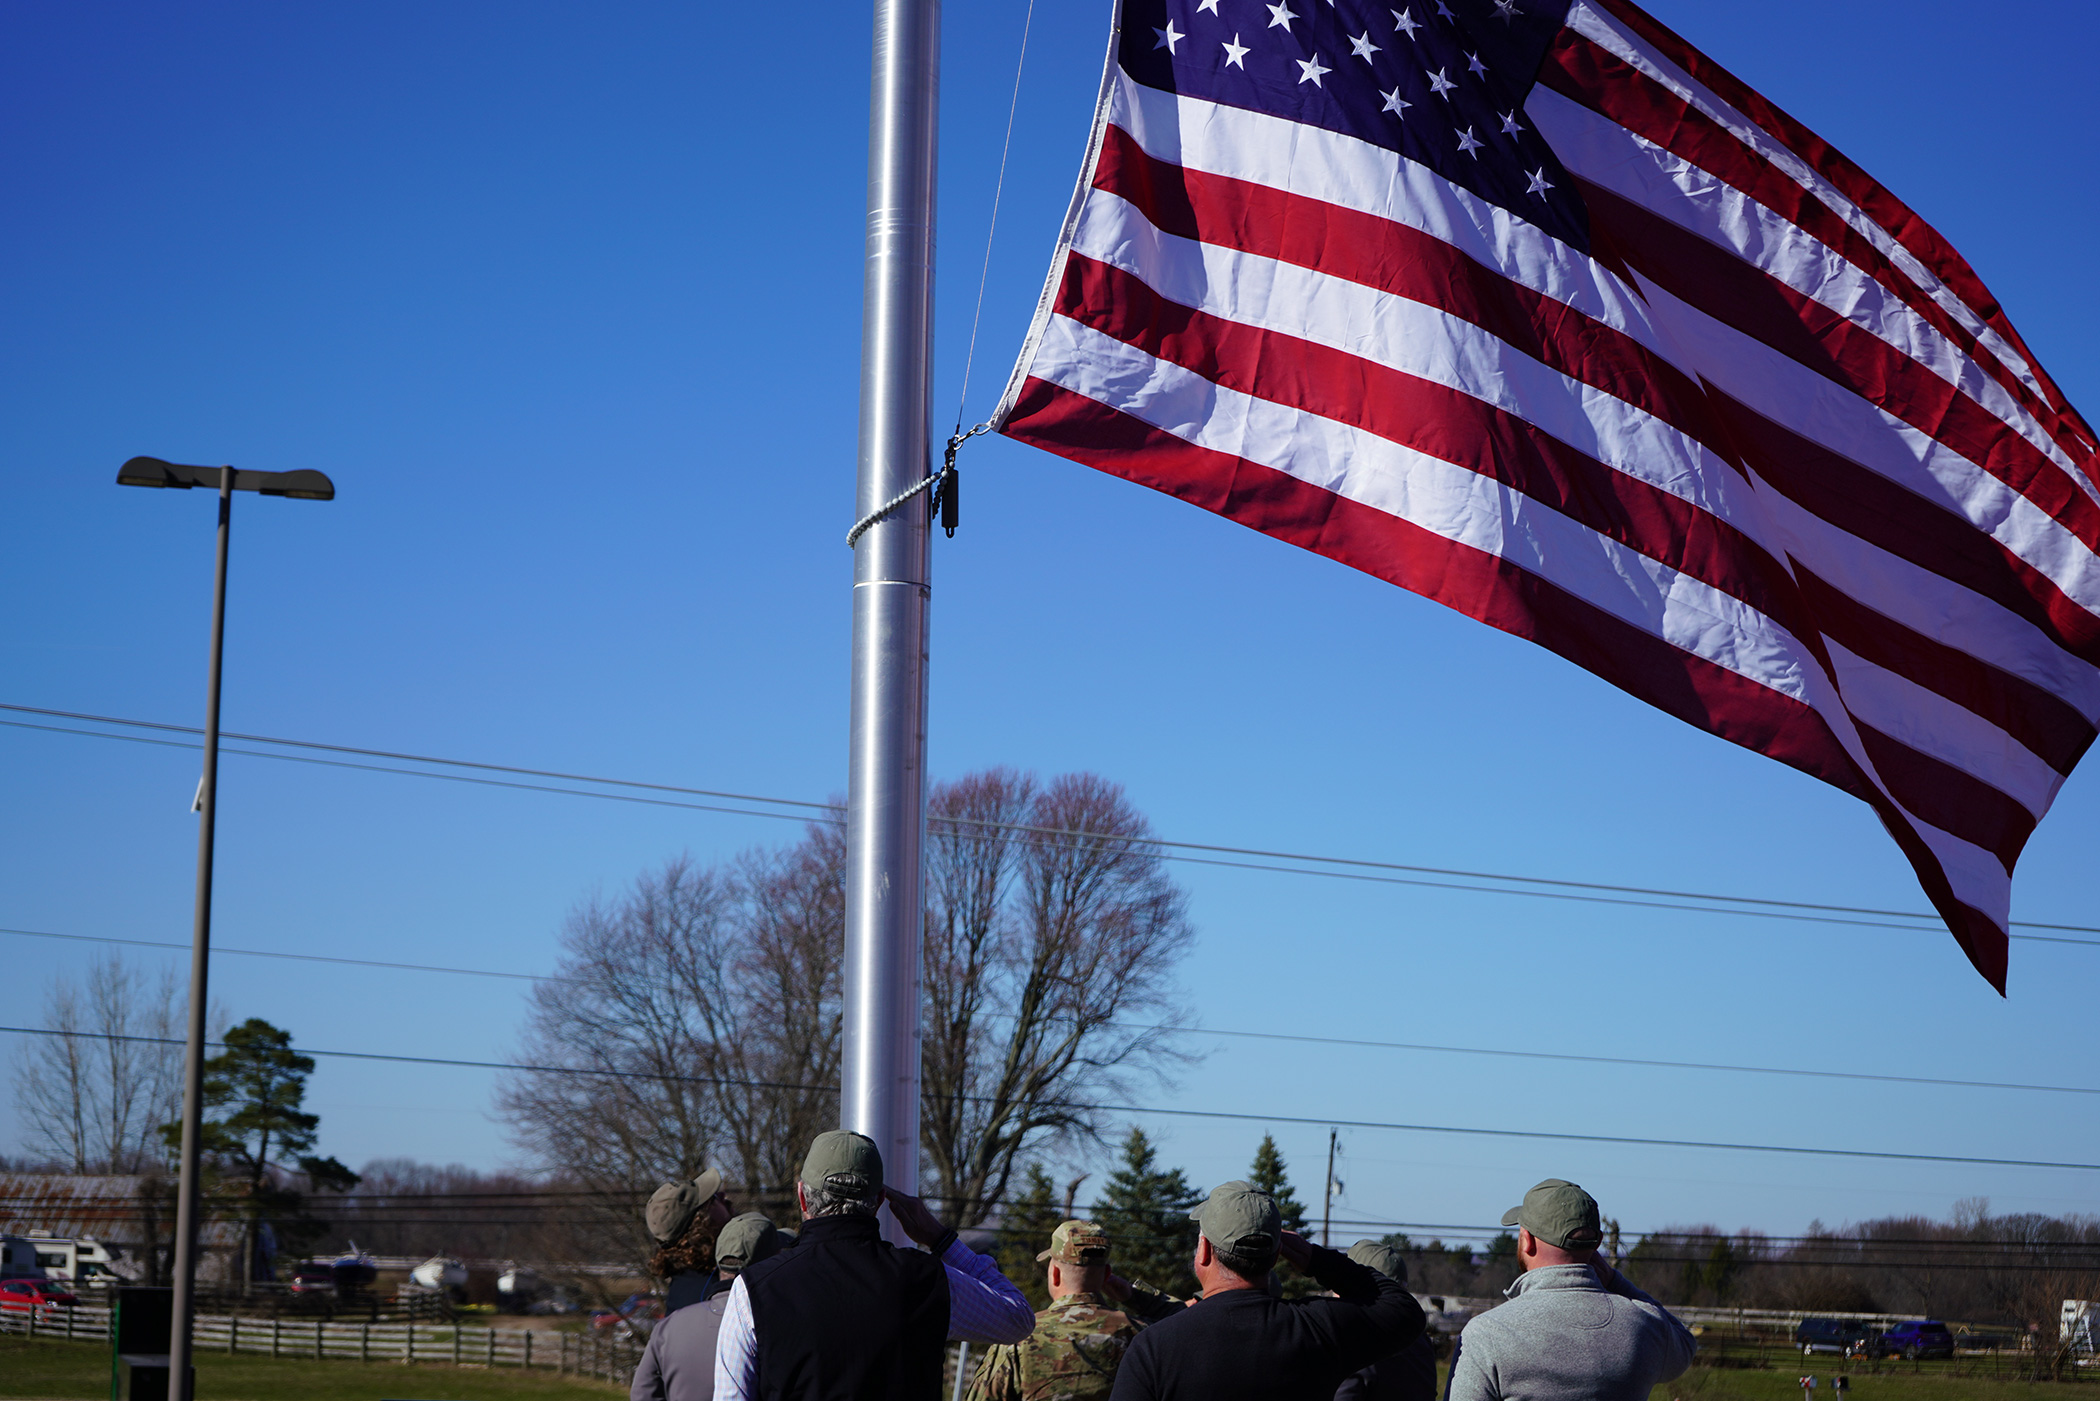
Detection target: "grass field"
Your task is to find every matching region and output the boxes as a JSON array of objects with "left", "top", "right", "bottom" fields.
[
  {"left": 1653, "top": 1366, "right": 2096, "bottom": 1400},
  {"left": 0, "top": 1334, "right": 624, "bottom": 1401}
]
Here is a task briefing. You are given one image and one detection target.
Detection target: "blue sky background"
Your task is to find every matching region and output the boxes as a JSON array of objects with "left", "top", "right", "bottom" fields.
[{"left": 3, "top": 0, "right": 2094, "bottom": 1247}]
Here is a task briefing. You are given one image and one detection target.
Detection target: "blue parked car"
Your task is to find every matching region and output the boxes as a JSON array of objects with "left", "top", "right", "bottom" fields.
[{"left": 1880, "top": 1320, "right": 1956, "bottom": 1359}]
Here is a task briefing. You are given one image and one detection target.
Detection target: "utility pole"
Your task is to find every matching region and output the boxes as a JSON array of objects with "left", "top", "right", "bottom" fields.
[
  {"left": 843, "top": 0, "right": 940, "bottom": 1227},
  {"left": 1322, "top": 1129, "right": 1338, "bottom": 1248}
]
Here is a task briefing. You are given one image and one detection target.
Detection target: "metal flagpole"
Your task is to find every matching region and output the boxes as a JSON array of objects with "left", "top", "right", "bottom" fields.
[{"left": 844, "top": 0, "right": 939, "bottom": 1226}]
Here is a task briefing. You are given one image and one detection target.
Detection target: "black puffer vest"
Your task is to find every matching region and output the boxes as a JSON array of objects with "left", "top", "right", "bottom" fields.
[{"left": 742, "top": 1212, "right": 949, "bottom": 1401}]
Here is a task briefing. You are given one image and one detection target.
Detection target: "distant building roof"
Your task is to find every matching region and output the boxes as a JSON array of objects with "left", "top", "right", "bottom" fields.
[{"left": 0, "top": 1174, "right": 240, "bottom": 1251}]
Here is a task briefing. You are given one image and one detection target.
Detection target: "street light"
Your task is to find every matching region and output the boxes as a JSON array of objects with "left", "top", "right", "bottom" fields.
[{"left": 116, "top": 456, "right": 335, "bottom": 1401}]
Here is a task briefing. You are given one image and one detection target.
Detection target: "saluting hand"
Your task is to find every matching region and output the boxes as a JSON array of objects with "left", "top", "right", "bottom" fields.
[
  {"left": 882, "top": 1186, "right": 950, "bottom": 1249},
  {"left": 1276, "top": 1230, "right": 1314, "bottom": 1270}
]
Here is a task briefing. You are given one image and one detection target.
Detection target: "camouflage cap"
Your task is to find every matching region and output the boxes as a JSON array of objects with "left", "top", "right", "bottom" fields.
[
  {"left": 1036, "top": 1219, "right": 1112, "bottom": 1265},
  {"left": 800, "top": 1129, "right": 883, "bottom": 1201},
  {"left": 715, "top": 1212, "right": 784, "bottom": 1273},
  {"left": 1346, "top": 1240, "right": 1409, "bottom": 1286},
  {"left": 644, "top": 1168, "right": 724, "bottom": 1244},
  {"left": 1188, "top": 1180, "right": 1281, "bottom": 1258},
  {"left": 1501, "top": 1178, "right": 1603, "bottom": 1250}
]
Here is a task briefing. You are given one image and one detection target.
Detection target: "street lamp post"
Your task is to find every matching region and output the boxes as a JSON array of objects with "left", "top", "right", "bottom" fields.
[{"left": 115, "top": 457, "right": 334, "bottom": 1401}]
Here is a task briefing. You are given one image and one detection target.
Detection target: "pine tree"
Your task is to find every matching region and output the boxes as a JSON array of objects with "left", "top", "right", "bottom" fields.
[
  {"left": 1094, "top": 1127, "right": 1199, "bottom": 1296},
  {"left": 1246, "top": 1134, "right": 1310, "bottom": 1234},
  {"left": 993, "top": 1163, "right": 1063, "bottom": 1311}
]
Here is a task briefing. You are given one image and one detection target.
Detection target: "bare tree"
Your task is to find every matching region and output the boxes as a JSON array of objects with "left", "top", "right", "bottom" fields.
[
  {"left": 14, "top": 954, "right": 183, "bottom": 1172},
  {"left": 498, "top": 855, "right": 740, "bottom": 1265},
  {"left": 921, "top": 771, "right": 1194, "bottom": 1229},
  {"left": 498, "top": 824, "right": 846, "bottom": 1262}
]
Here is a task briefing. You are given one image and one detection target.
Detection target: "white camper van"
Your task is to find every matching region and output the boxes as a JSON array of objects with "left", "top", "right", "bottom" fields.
[
  {"left": 21, "top": 1232, "right": 122, "bottom": 1284},
  {"left": 2065, "top": 1300, "right": 2097, "bottom": 1360}
]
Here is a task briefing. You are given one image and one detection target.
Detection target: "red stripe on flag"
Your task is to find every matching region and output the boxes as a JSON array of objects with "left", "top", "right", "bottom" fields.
[
  {"left": 1588, "top": 0, "right": 2100, "bottom": 470},
  {"left": 1091, "top": 124, "right": 1729, "bottom": 459},
  {"left": 1577, "top": 178, "right": 2100, "bottom": 560},
  {"left": 1539, "top": 30, "right": 2087, "bottom": 462},
  {"left": 1792, "top": 568, "right": 2097, "bottom": 778},
  {"left": 1851, "top": 722, "right": 2038, "bottom": 875},
  {"left": 1711, "top": 391, "right": 2100, "bottom": 669},
  {"left": 1053, "top": 252, "right": 1805, "bottom": 634}
]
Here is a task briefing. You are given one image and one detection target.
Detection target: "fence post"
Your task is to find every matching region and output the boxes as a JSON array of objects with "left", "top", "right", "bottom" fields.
[
  {"left": 487, "top": 1327, "right": 496, "bottom": 1368},
  {"left": 406, "top": 1321, "right": 415, "bottom": 1364},
  {"left": 524, "top": 1329, "right": 533, "bottom": 1370},
  {"left": 362, "top": 1320, "right": 370, "bottom": 1363},
  {"left": 559, "top": 1330, "right": 568, "bottom": 1375},
  {"left": 27, "top": 1307, "right": 36, "bottom": 1340},
  {"left": 316, "top": 1318, "right": 324, "bottom": 1361},
  {"left": 454, "top": 1324, "right": 463, "bottom": 1366},
  {"left": 229, "top": 1312, "right": 238, "bottom": 1355}
]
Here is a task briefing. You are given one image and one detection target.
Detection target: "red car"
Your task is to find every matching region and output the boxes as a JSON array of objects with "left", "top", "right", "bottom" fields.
[{"left": 0, "top": 1278, "right": 79, "bottom": 1316}]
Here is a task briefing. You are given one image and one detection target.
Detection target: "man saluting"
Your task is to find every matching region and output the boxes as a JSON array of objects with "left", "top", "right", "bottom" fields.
[{"left": 965, "top": 1220, "right": 1179, "bottom": 1401}]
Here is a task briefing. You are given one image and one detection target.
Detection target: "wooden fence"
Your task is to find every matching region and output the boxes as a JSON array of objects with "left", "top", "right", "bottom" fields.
[{"left": 0, "top": 1305, "right": 644, "bottom": 1384}]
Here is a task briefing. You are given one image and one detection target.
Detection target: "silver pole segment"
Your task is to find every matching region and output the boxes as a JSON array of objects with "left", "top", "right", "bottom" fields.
[
  {"left": 168, "top": 469, "right": 232, "bottom": 1401},
  {"left": 844, "top": 0, "right": 939, "bottom": 1224}
]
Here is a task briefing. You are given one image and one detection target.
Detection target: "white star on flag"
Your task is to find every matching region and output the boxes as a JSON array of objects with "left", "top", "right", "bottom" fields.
[
  {"left": 1267, "top": 2, "right": 1298, "bottom": 29},
  {"left": 1222, "top": 33, "right": 1249, "bottom": 66},
  {"left": 1154, "top": 20, "right": 1184, "bottom": 51},
  {"left": 1198, "top": 0, "right": 1223, "bottom": 11},
  {"left": 1426, "top": 66, "right": 1455, "bottom": 96},
  {"left": 1297, "top": 53, "right": 1332, "bottom": 85},
  {"left": 1350, "top": 30, "right": 1380, "bottom": 60},
  {"left": 1524, "top": 166, "right": 1552, "bottom": 196},
  {"left": 1456, "top": 126, "right": 1483, "bottom": 156},
  {"left": 1466, "top": 51, "right": 1488, "bottom": 76},
  {"left": 1391, "top": 7, "right": 1420, "bottom": 37},
  {"left": 1381, "top": 86, "right": 1411, "bottom": 115},
  {"left": 1500, "top": 110, "right": 1523, "bottom": 135}
]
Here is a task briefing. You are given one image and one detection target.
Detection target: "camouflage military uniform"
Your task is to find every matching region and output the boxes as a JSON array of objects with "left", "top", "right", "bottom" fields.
[{"left": 963, "top": 1292, "right": 1144, "bottom": 1401}]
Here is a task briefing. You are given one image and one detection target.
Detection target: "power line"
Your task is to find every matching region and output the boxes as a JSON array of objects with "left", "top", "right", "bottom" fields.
[
  {"left": 6, "top": 701, "right": 2094, "bottom": 944},
  {"left": 9, "top": 925, "right": 2097, "bottom": 1099},
  {"left": 3, "top": 1023, "right": 2095, "bottom": 1175}
]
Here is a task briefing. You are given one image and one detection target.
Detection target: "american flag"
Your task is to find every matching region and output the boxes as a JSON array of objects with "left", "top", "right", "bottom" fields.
[{"left": 994, "top": 0, "right": 2100, "bottom": 991}]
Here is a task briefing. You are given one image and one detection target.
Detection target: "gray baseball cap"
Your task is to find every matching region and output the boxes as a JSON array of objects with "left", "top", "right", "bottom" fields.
[
  {"left": 645, "top": 1168, "right": 725, "bottom": 1244},
  {"left": 1346, "top": 1240, "right": 1409, "bottom": 1286},
  {"left": 800, "top": 1130, "right": 883, "bottom": 1200},
  {"left": 715, "top": 1213, "right": 784, "bottom": 1273},
  {"left": 1501, "top": 1179, "right": 1603, "bottom": 1250},
  {"left": 1188, "top": 1180, "right": 1281, "bottom": 1258}
]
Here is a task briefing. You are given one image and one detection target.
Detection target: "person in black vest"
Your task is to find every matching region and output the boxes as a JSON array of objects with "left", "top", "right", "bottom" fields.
[{"left": 713, "top": 1130, "right": 1034, "bottom": 1401}]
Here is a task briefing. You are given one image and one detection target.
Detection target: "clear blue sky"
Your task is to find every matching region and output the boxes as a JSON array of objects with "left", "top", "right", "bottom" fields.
[{"left": 3, "top": 0, "right": 2094, "bottom": 1247}]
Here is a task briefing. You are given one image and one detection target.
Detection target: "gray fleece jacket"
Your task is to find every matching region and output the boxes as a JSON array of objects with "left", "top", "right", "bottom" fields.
[{"left": 1445, "top": 1264, "right": 1694, "bottom": 1401}]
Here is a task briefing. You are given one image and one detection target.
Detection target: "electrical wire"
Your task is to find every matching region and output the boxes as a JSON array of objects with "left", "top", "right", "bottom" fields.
[
  {"left": 6, "top": 923, "right": 2097, "bottom": 1100},
  {"left": 2, "top": 1024, "right": 2094, "bottom": 1175},
  {"left": 4, "top": 703, "right": 2094, "bottom": 945}
]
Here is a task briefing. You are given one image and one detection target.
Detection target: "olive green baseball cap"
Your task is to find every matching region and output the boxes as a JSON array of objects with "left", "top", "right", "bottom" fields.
[
  {"left": 1188, "top": 1180, "right": 1281, "bottom": 1258},
  {"left": 1037, "top": 1220, "right": 1111, "bottom": 1265},
  {"left": 715, "top": 1213, "right": 784, "bottom": 1273},
  {"left": 1501, "top": 1178, "right": 1603, "bottom": 1250},
  {"left": 800, "top": 1129, "right": 883, "bottom": 1200},
  {"left": 1346, "top": 1240, "right": 1409, "bottom": 1285},
  {"left": 644, "top": 1168, "right": 724, "bottom": 1244}
]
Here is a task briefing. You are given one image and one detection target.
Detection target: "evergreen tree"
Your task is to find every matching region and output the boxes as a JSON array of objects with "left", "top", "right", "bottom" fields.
[
  {"left": 1246, "top": 1134, "right": 1310, "bottom": 1234},
  {"left": 161, "top": 1019, "right": 358, "bottom": 1290},
  {"left": 1094, "top": 1127, "right": 1199, "bottom": 1296},
  {"left": 993, "top": 1163, "right": 1063, "bottom": 1311}
]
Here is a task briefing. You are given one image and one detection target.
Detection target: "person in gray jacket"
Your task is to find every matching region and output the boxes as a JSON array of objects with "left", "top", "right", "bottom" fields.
[
  {"left": 632, "top": 1212, "right": 786, "bottom": 1401},
  {"left": 1446, "top": 1179, "right": 1694, "bottom": 1401}
]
